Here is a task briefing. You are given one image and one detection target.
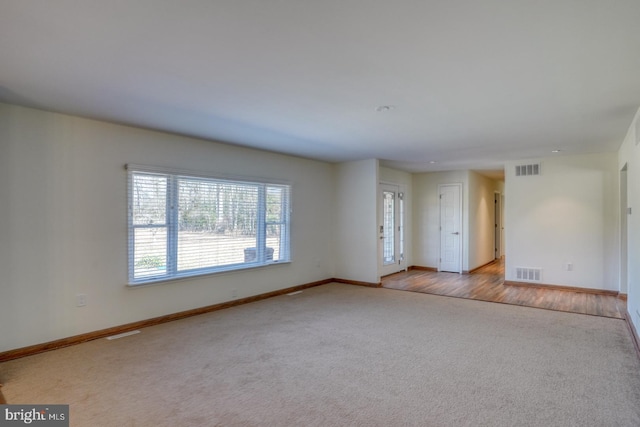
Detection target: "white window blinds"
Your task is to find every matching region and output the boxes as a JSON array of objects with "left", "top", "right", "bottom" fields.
[{"left": 127, "top": 166, "right": 291, "bottom": 285}]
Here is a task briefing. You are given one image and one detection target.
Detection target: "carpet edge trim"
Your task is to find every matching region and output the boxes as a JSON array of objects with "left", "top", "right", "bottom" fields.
[
  {"left": 624, "top": 310, "right": 640, "bottom": 361},
  {"left": 332, "top": 278, "right": 382, "bottom": 288}
]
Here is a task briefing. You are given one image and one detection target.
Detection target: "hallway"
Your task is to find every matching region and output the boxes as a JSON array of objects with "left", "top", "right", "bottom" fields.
[{"left": 382, "top": 259, "right": 626, "bottom": 319}]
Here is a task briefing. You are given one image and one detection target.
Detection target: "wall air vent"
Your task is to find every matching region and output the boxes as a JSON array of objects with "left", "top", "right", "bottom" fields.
[
  {"left": 515, "top": 267, "right": 542, "bottom": 282},
  {"left": 515, "top": 163, "right": 541, "bottom": 177}
]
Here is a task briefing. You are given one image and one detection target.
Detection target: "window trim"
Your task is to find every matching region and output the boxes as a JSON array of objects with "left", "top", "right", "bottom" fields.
[{"left": 126, "top": 164, "right": 291, "bottom": 286}]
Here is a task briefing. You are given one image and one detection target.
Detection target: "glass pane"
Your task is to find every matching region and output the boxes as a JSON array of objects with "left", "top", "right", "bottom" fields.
[
  {"left": 383, "top": 190, "right": 395, "bottom": 264},
  {"left": 177, "top": 179, "right": 258, "bottom": 271},
  {"left": 266, "top": 186, "right": 283, "bottom": 222},
  {"left": 134, "top": 227, "right": 167, "bottom": 278},
  {"left": 132, "top": 174, "right": 167, "bottom": 225},
  {"left": 266, "top": 185, "right": 288, "bottom": 262},
  {"left": 266, "top": 223, "right": 281, "bottom": 261},
  {"left": 178, "top": 178, "right": 220, "bottom": 233}
]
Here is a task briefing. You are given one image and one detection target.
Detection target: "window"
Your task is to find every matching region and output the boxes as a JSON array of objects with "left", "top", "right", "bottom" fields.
[{"left": 127, "top": 165, "right": 290, "bottom": 285}]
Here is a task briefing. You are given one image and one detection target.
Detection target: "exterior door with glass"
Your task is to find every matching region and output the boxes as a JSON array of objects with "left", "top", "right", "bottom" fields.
[{"left": 379, "top": 184, "right": 404, "bottom": 277}]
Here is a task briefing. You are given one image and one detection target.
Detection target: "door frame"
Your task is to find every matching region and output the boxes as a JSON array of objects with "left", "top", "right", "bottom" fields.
[
  {"left": 438, "top": 183, "right": 463, "bottom": 273},
  {"left": 494, "top": 191, "right": 501, "bottom": 260},
  {"left": 620, "top": 164, "right": 628, "bottom": 294}
]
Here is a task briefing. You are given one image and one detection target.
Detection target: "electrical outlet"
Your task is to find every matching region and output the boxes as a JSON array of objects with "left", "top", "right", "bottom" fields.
[
  {"left": 565, "top": 262, "right": 573, "bottom": 271},
  {"left": 76, "top": 294, "right": 87, "bottom": 307},
  {"left": 232, "top": 289, "right": 238, "bottom": 299}
]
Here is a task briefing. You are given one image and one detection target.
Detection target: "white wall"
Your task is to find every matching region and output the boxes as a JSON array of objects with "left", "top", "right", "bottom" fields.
[
  {"left": 504, "top": 152, "right": 619, "bottom": 291},
  {"left": 380, "top": 167, "right": 413, "bottom": 268},
  {"left": 468, "top": 171, "right": 503, "bottom": 270},
  {"left": 618, "top": 107, "right": 640, "bottom": 335},
  {"left": 0, "top": 103, "right": 335, "bottom": 352},
  {"left": 412, "top": 170, "right": 469, "bottom": 270},
  {"left": 1, "top": 101, "right": 631, "bottom": 353},
  {"left": 333, "top": 159, "right": 379, "bottom": 284}
]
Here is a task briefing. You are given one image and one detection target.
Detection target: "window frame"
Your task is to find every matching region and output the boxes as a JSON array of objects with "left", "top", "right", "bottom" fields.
[{"left": 127, "top": 164, "right": 291, "bottom": 286}]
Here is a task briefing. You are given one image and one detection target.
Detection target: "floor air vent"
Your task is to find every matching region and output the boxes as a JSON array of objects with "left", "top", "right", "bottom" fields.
[
  {"left": 515, "top": 163, "right": 541, "bottom": 176},
  {"left": 515, "top": 267, "right": 542, "bottom": 282}
]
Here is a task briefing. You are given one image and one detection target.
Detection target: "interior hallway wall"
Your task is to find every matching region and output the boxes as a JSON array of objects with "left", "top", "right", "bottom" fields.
[
  {"left": 333, "top": 159, "right": 379, "bottom": 284},
  {"left": 504, "top": 152, "right": 619, "bottom": 291},
  {"left": 468, "top": 171, "right": 504, "bottom": 270}
]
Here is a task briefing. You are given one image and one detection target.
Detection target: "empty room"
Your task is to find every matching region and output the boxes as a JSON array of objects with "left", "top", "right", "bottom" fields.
[{"left": 1, "top": 1, "right": 640, "bottom": 426}]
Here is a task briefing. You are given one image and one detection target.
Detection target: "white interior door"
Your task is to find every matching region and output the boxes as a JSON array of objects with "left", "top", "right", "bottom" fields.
[
  {"left": 379, "top": 184, "right": 404, "bottom": 276},
  {"left": 439, "top": 184, "right": 462, "bottom": 273}
]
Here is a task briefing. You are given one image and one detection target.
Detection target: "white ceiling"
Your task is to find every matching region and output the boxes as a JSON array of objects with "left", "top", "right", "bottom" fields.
[{"left": 2, "top": 1, "right": 640, "bottom": 175}]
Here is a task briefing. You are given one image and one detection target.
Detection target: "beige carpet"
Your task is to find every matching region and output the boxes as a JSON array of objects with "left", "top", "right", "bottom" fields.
[{"left": 2, "top": 283, "right": 640, "bottom": 426}]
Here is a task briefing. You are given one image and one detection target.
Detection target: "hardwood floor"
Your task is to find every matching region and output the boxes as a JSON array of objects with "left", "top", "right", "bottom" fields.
[{"left": 382, "top": 259, "right": 626, "bottom": 319}]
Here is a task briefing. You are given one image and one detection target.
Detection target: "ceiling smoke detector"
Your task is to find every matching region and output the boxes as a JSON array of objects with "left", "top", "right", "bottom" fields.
[{"left": 375, "top": 105, "right": 395, "bottom": 112}]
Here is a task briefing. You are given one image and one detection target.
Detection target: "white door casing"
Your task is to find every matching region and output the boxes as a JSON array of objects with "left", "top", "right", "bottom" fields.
[
  {"left": 439, "top": 183, "right": 462, "bottom": 273},
  {"left": 494, "top": 191, "right": 501, "bottom": 260},
  {"left": 620, "top": 165, "right": 628, "bottom": 294}
]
